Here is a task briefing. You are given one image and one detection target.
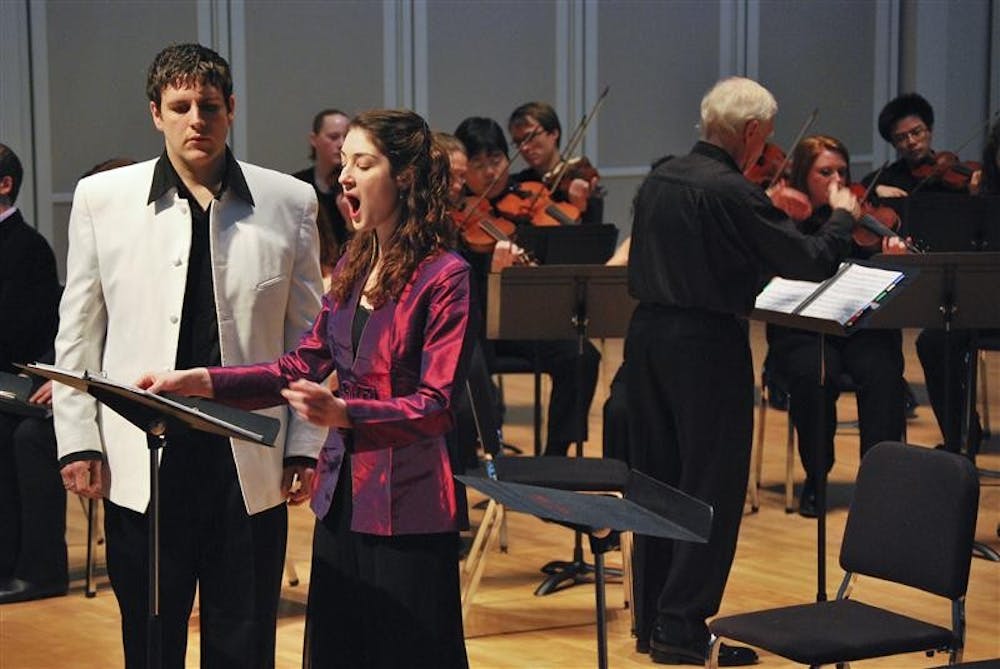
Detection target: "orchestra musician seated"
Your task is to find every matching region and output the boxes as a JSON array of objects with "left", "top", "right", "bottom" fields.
[
  {"left": 453, "top": 117, "right": 600, "bottom": 457},
  {"left": 765, "top": 135, "right": 909, "bottom": 517}
]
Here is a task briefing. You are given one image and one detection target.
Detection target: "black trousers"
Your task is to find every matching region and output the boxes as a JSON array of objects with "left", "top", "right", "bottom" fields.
[
  {"left": 304, "top": 456, "right": 467, "bottom": 669},
  {"left": 0, "top": 415, "right": 66, "bottom": 584},
  {"left": 493, "top": 338, "right": 601, "bottom": 455},
  {"left": 767, "top": 326, "right": 905, "bottom": 480},
  {"left": 103, "top": 436, "right": 287, "bottom": 669},
  {"left": 915, "top": 328, "right": 999, "bottom": 451},
  {"left": 625, "top": 305, "right": 753, "bottom": 647}
]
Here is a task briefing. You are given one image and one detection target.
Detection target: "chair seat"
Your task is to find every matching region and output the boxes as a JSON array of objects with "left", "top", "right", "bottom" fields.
[
  {"left": 710, "top": 599, "right": 955, "bottom": 665},
  {"left": 475, "top": 457, "right": 629, "bottom": 492}
]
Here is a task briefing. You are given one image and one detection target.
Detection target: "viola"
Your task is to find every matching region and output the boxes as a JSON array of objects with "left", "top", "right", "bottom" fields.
[
  {"left": 452, "top": 196, "right": 519, "bottom": 254},
  {"left": 910, "top": 151, "right": 982, "bottom": 192},
  {"left": 495, "top": 181, "right": 581, "bottom": 226}
]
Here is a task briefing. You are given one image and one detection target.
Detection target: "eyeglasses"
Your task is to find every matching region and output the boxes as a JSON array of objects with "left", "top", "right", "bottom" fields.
[
  {"left": 891, "top": 125, "right": 928, "bottom": 145},
  {"left": 511, "top": 126, "right": 546, "bottom": 148}
]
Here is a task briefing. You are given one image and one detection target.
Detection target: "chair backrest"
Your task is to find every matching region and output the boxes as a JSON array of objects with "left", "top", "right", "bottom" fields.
[{"left": 839, "top": 442, "right": 979, "bottom": 600}]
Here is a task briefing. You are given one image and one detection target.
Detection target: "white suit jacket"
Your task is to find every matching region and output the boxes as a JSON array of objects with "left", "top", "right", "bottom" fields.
[{"left": 53, "top": 157, "right": 327, "bottom": 514}]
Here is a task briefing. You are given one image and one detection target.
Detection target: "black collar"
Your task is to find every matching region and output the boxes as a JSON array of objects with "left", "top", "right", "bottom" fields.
[
  {"left": 147, "top": 147, "right": 254, "bottom": 206},
  {"left": 692, "top": 140, "right": 741, "bottom": 173}
]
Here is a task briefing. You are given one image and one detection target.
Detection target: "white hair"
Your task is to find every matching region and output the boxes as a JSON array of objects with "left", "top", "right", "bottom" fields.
[{"left": 699, "top": 77, "right": 777, "bottom": 141}]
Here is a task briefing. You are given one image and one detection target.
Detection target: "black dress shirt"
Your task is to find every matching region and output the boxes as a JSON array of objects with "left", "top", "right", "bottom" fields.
[{"left": 628, "top": 141, "right": 853, "bottom": 316}]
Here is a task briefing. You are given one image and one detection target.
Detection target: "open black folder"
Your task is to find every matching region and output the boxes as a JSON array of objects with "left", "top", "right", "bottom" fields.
[
  {"left": 753, "top": 260, "right": 909, "bottom": 337},
  {"left": 0, "top": 370, "right": 51, "bottom": 419},
  {"left": 18, "top": 362, "right": 279, "bottom": 447}
]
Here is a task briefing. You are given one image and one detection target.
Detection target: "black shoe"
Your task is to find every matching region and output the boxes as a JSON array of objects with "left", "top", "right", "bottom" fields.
[
  {"left": 798, "top": 480, "right": 818, "bottom": 518},
  {"left": 636, "top": 637, "right": 650, "bottom": 654},
  {"left": 650, "top": 640, "right": 758, "bottom": 666},
  {"left": 0, "top": 577, "right": 68, "bottom": 604}
]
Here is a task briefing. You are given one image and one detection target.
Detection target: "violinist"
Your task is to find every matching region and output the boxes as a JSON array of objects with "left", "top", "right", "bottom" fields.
[
  {"left": 454, "top": 117, "right": 600, "bottom": 458},
  {"left": 915, "top": 118, "right": 1000, "bottom": 453},
  {"left": 862, "top": 93, "right": 974, "bottom": 195},
  {"left": 508, "top": 102, "right": 604, "bottom": 223},
  {"left": 766, "top": 135, "right": 908, "bottom": 518}
]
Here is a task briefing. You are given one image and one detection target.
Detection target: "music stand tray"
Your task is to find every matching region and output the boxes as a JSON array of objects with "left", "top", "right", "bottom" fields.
[
  {"left": 458, "top": 471, "right": 711, "bottom": 669},
  {"left": 20, "top": 362, "right": 279, "bottom": 669},
  {"left": 514, "top": 224, "right": 619, "bottom": 265}
]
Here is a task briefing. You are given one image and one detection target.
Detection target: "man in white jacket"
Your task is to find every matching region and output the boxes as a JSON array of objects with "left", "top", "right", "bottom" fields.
[{"left": 54, "top": 43, "right": 325, "bottom": 668}]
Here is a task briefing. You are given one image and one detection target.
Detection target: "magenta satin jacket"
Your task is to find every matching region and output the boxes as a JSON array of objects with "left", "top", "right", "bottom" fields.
[{"left": 209, "top": 250, "right": 474, "bottom": 535}]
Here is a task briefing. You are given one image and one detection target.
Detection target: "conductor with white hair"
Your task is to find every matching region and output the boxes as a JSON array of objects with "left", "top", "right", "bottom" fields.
[{"left": 624, "top": 77, "right": 858, "bottom": 666}]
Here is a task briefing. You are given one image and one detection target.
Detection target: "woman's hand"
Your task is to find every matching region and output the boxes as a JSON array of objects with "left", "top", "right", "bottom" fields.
[
  {"left": 490, "top": 240, "right": 526, "bottom": 271},
  {"left": 881, "top": 235, "right": 912, "bottom": 255},
  {"left": 135, "top": 368, "right": 214, "bottom": 397},
  {"left": 281, "top": 379, "right": 351, "bottom": 428}
]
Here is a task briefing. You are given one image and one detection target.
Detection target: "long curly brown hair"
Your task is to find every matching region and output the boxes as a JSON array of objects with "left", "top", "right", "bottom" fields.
[{"left": 329, "top": 110, "right": 456, "bottom": 308}]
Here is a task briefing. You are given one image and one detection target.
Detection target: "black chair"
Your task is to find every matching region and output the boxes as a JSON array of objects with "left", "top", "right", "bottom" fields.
[
  {"left": 460, "top": 379, "right": 632, "bottom": 617},
  {"left": 711, "top": 441, "right": 980, "bottom": 668}
]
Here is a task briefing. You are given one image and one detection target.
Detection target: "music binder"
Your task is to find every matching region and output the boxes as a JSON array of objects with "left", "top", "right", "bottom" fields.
[
  {"left": 20, "top": 362, "right": 278, "bottom": 446},
  {"left": 753, "top": 260, "right": 908, "bottom": 336},
  {"left": 0, "top": 370, "right": 52, "bottom": 419}
]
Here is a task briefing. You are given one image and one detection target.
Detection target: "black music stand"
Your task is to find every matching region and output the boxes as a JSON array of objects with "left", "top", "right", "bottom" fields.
[
  {"left": 889, "top": 193, "right": 1000, "bottom": 253},
  {"left": 869, "top": 253, "right": 1000, "bottom": 561},
  {"left": 20, "top": 363, "right": 280, "bottom": 669},
  {"left": 457, "top": 471, "right": 712, "bottom": 669},
  {"left": 487, "top": 265, "right": 636, "bottom": 594},
  {"left": 752, "top": 260, "right": 916, "bottom": 601},
  {"left": 514, "top": 224, "right": 619, "bottom": 265},
  {"left": 0, "top": 371, "right": 51, "bottom": 419}
]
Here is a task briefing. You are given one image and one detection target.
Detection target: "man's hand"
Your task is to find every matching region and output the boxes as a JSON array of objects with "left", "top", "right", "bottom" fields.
[
  {"left": 282, "top": 464, "right": 316, "bottom": 506},
  {"left": 28, "top": 380, "right": 53, "bottom": 405},
  {"left": 61, "top": 459, "right": 103, "bottom": 499}
]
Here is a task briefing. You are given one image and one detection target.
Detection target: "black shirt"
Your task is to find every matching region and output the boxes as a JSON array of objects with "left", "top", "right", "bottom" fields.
[
  {"left": 628, "top": 141, "right": 853, "bottom": 317},
  {"left": 148, "top": 149, "right": 253, "bottom": 370},
  {"left": 861, "top": 157, "right": 959, "bottom": 194},
  {"left": 293, "top": 165, "right": 349, "bottom": 249}
]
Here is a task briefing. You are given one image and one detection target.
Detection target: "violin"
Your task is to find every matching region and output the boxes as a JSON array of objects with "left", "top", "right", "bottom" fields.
[
  {"left": 544, "top": 156, "right": 601, "bottom": 196},
  {"left": 495, "top": 181, "right": 581, "bottom": 226},
  {"left": 452, "top": 196, "right": 518, "bottom": 253},
  {"left": 848, "top": 184, "right": 918, "bottom": 253},
  {"left": 745, "top": 143, "right": 788, "bottom": 187},
  {"left": 910, "top": 151, "right": 982, "bottom": 192}
]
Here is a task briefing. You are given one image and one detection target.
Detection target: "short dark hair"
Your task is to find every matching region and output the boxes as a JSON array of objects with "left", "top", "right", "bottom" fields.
[
  {"left": 0, "top": 143, "right": 24, "bottom": 205},
  {"left": 877, "top": 93, "right": 934, "bottom": 143},
  {"left": 146, "top": 43, "right": 233, "bottom": 111},
  {"left": 308, "top": 108, "right": 349, "bottom": 161},
  {"left": 508, "top": 102, "right": 562, "bottom": 147},
  {"left": 454, "top": 117, "right": 508, "bottom": 159}
]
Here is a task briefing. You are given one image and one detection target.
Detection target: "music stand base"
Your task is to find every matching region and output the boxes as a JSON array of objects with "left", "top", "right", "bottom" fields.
[{"left": 535, "top": 558, "right": 623, "bottom": 596}]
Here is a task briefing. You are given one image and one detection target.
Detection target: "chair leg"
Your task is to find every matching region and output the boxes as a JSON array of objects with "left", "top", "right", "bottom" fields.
[
  {"left": 620, "top": 530, "right": 633, "bottom": 612},
  {"left": 980, "top": 351, "right": 991, "bottom": 439},
  {"left": 748, "top": 388, "right": 767, "bottom": 512},
  {"left": 461, "top": 500, "right": 504, "bottom": 618},
  {"left": 785, "top": 396, "right": 796, "bottom": 513},
  {"left": 533, "top": 369, "right": 543, "bottom": 456}
]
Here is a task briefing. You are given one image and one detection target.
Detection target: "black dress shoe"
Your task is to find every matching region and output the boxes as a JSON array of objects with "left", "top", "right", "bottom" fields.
[
  {"left": 650, "top": 640, "right": 758, "bottom": 666},
  {"left": 0, "top": 577, "right": 68, "bottom": 604},
  {"left": 636, "top": 636, "right": 650, "bottom": 654}
]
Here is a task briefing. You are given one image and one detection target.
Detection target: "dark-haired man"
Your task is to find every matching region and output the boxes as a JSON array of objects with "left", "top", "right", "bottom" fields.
[
  {"left": 54, "top": 44, "right": 325, "bottom": 668},
  {"left": 0, "top": 143, "right": 65, "bottom": 605},
  {"left": 508, "top": 101, "right": 604, "bottom": 223},
  {"left": 864, "top": 93, "right": 981, "bottom": 453}
]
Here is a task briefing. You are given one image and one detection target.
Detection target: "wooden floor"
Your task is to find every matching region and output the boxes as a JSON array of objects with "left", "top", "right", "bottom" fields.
[{"left": 1, "top": 324, "right": 998, "bottom": 668}]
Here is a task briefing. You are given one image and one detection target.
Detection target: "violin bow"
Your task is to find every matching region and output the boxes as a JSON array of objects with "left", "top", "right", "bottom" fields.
[
  {"left": 765, "top": 107, "right": 819, "bottom": 186},
  {"left": 861, "top": 161, "right": 889, "bottom": 201},
  {"left": 910, "top": 107, "right": 1000, "bottom": 194},
  {"left": 543, "top": 85, "right": 611, "bottom": 193}
]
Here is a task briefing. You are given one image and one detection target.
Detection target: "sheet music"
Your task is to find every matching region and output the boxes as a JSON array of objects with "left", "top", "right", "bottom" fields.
[
  {"left": 754, "top": 278, "right": 822, "bottom": 313},
  {"left": 798, "top": 264, "right": 904, "bottom": 324}
]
